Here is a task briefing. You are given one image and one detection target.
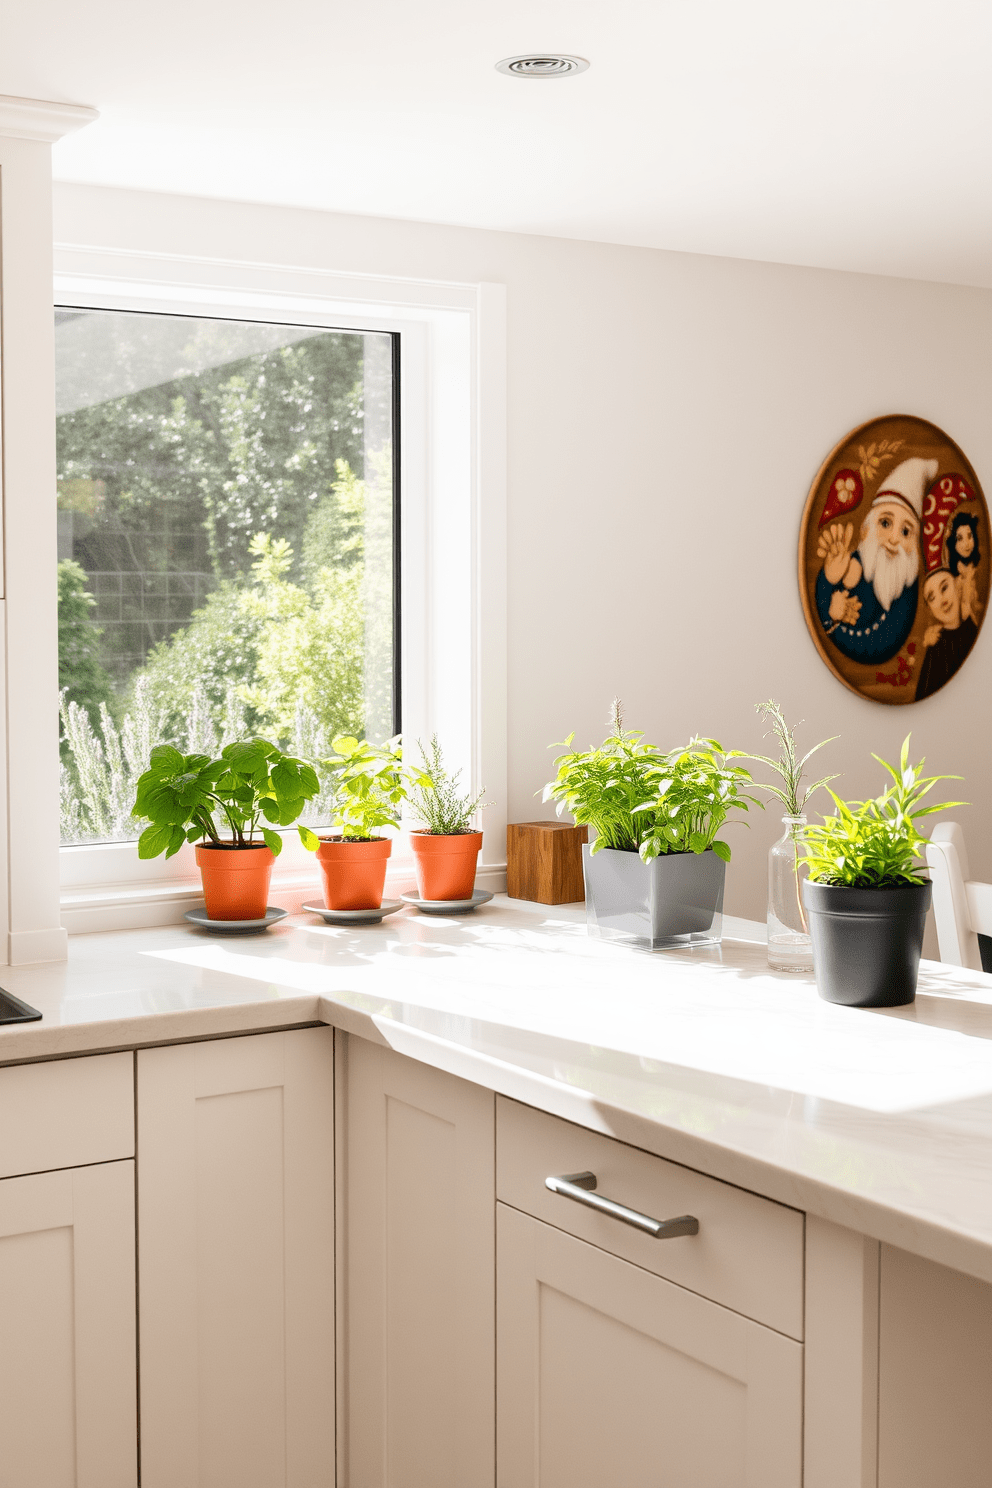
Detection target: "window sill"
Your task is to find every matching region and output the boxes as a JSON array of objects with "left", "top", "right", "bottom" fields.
[{"left": 61, "top": 861, "right": 509, "bottom": 934}]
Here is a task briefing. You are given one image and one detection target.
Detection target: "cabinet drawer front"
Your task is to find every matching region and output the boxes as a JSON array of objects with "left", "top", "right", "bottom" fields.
[
  {"left": 497, "top": 1205, "right": 803, "bottom": 1488},
  {"left": 0, "top": 1052, "right": 134, "bottom": 1178},
  {"left": 497, "top": 1097, "right": 803, "bottom": 1338}
]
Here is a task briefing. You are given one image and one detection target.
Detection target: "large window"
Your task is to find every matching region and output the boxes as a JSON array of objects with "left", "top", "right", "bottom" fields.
[{"left": 56, "top": 308, "right": 398, "bottom": 846}]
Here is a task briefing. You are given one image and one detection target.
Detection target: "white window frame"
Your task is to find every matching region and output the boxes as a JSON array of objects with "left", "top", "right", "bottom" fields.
[{"left": 52, "top": 246, "right": 507, "bottom": 933}]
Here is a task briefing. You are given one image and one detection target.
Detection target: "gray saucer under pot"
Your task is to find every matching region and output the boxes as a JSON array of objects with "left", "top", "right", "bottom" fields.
[
  {"left": 400, "top": 889, "right": 494, "bottom": 915},
  {"left": 184, "top": 906, "right": 289, "bottom": 934},
  {"left": 302, "top": 900, "right": 405, "bottom": 925}
]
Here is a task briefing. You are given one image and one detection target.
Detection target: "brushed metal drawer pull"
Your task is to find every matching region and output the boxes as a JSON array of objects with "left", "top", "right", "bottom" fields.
[{"left": 545, "top": 1171, "right": 699, "bottom": 1240}]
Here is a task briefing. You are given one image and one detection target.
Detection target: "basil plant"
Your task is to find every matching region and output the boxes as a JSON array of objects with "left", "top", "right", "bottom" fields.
[{"left": 133, "top": 739, "right": 320, "bottom": 859}]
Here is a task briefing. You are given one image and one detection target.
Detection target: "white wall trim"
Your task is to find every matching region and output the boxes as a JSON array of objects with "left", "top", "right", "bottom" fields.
[
  {"left": 0, "top": 95, "right": 98, "bottom": 144},
  {"left": 2, "top": 134, "right": 69, "bottom": 965},
  {"left": 52, "top": 244, "right": 508, "bottom": 934}
]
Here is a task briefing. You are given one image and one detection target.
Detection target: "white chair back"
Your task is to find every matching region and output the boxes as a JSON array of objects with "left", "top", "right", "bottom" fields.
[{"left": 926, "top": 822, "right": 992, "bottom": 972}]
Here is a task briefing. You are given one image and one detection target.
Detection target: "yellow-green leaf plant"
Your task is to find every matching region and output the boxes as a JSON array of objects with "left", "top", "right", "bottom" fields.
[
  {"left": 299, "top": 734, "right": 405, "bottom": 848},
  {"left": 802, "top": 736, "right": 965, "bottom": 889}
]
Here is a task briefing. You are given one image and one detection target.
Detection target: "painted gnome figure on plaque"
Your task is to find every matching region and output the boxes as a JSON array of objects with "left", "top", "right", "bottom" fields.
[
  {"left": 916, "top": 476, "right": 984, "bottom": 701},
  {"left": 800, "top": 415, "right": 990, "bottom": 703},
  {"left": 814, "top": 456, "right": 936, "bottom": 666}
]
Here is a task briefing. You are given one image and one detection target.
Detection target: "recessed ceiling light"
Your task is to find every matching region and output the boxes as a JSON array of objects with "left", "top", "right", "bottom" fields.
[{"left": 495, "top": 55, "right": 590, "bottom": 79}]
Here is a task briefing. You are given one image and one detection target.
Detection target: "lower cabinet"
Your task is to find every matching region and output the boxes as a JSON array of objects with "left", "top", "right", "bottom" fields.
[
  {"left": 15, "top": 1027, "right": 992, "bottom": 1488},
  {"left": 495, "top": 1096, "right": 804, "bottom": 1488},
  {"left": 877, "top": 1243, "right": 992, "bottom": 1488},
  {"left": 497, "top": 1204, "right": 803, "bottom": 1488},
  {"left": 338, "top": 1034, "right": 496, "bottom": 1488},
  {"left": 0, "top": 1160, "right": 137, "bottom": 1488},
  {"left": 137, "top": 1027, "right": 335, "bottom": 1488},
  {"left": 339, "top": 1047, "right": 804, "bottom": 1488}
]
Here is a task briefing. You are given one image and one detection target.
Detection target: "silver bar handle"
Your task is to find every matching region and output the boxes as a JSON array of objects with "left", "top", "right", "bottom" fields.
[{"left": 545, "top": 1171, "right": 699, "bottom": 1240}]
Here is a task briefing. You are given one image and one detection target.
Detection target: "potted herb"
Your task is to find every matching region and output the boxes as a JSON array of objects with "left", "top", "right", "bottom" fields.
[
  {"left": 544, "top": 702, "right": 759, "bottom": 949},
  {"left": 751, "top": 700, "right": 836, "bottom": 972},
  {"left": 133, "top": 739, "right": 320, "bottom": 920},
  {"left": 299, "top": 735, "right": 404, "bottom": 910},
  {"left": 801, "top": 736, "right": 963, "bottom": 1006},
  {"left": 406, "top": 736, "right": 490, "bottom": 900}
]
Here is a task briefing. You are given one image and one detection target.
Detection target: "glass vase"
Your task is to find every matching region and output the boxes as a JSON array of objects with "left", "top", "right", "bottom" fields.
[{"left": 767, "top": 815, "right": 813, "bottom": 971}]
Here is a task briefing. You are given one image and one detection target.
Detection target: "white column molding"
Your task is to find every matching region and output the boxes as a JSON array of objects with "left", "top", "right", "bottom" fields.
[
  {"left": 0, "top": 102, "right": 96, "bottom": 962},
  {"left": 475, "top": 284, "right": 508, "bottom": 877},
  {"left": 0, "top": 95, "right": 98, "bottom": 144},
  {"left": 804, "top": 1215, "right": 880, "bottom": 1488}
]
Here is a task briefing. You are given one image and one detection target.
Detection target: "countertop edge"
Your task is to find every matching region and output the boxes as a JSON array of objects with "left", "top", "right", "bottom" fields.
[
  {"left": 4, "top": 983, "right": 991, "bottom": 1289},
  {"left": 311, "top": 998, "right": 992, "bottom": 1289}
]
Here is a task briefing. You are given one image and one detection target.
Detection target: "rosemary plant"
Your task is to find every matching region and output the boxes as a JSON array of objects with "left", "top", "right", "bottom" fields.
[
  {"left": 407, "top": 736, "right": 490, "bottom": 835},
  {"left": 751, "top": 700, "right": 837, "bottom": 816},
  {"left": 750, "top": 700, "right": 837, "bottom": 935}
]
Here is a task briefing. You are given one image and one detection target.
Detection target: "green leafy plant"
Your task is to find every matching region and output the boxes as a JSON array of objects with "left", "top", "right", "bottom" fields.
[
  {"left": 543, "top": 701, "right": 759, "bottom": 863},
  {"left": 803, "top": 736, "right": 964, "bottom": 888},
  {"left": 633, "top": 738, "right": 761, "bottom": 863},
  {"left": 544, "top": 703, "right": 668, "bottom": 855},
  {"left": 132, "top": 738, "right": 320, "bottom": 859},
  {"left": 407, "top": 735, "right": 490, "bottom": 835},
  {"left": 751, "top": 700, "right": 837, "bottom": 816},
  {"left": 300, "top": 734, "right": 405, "bottom": 846}
]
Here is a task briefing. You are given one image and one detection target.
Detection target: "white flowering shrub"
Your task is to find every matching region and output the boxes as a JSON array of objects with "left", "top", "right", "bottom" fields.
[{"left": 60, "top": 678, "right": 337, "bottom": 846}]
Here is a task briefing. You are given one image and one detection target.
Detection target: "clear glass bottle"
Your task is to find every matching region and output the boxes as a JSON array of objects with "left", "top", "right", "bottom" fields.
[{"left": 767, "top": 815, "right": 813, "bottom": 971}]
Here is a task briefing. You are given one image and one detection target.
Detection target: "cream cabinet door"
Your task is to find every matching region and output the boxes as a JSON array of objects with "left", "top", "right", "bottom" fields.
[
  {"left": 497, "top": 1204, "right": 803, "bottom": 1488},
  {"left": 0, "top": 1160, "right": 137, "bottom": 1488},
  {"left": 137, "top": 1028, "right": 335, "bottom": 1488},
  {"left": 877, "top": 1243, "right": 992, "bottom": 1488},
  {"left": 338, "top": 1034, "right": 495, "bottom": 1488}
]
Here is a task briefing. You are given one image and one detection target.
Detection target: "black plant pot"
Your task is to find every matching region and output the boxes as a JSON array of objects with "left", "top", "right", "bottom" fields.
[{"left": 801, "top": 879, "right": 933, "bottom": 1008}]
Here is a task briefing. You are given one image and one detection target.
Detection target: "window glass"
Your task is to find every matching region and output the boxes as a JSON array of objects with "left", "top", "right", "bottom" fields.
[{"left": 55, "top": 308, "right": 398, "bottom": 845}]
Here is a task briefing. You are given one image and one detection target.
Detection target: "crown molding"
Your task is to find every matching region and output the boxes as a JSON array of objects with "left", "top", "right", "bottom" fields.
[{"left": 0, "top": 94, "right": 98, "bottom": 143}]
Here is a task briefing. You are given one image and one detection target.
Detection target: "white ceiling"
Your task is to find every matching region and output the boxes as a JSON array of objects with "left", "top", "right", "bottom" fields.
[{"left": 6, "top": 0, "right": 992, "bottom": 286}]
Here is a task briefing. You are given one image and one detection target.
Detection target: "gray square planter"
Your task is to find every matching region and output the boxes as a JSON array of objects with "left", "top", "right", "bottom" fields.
[{"left": 582, "top": 845, "right": 725, "bottom": 950}]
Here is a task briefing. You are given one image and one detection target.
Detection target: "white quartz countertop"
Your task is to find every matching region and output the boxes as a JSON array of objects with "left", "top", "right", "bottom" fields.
[{"left": 3, "top": 896, "right": 992, "bottom": 1283}]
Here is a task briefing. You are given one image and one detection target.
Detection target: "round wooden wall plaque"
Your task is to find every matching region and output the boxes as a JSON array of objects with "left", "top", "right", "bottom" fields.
[{"left": 799, "top": 415, "right": 989, "bottom": 704}]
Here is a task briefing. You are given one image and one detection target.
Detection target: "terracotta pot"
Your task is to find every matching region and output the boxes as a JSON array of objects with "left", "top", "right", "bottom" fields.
[
  {"left": 410, "top": 831, "right": 483, "bottom": 901},
  {"left": 316, "top": 836, "right": 392, "bottom": 910},
  {"left": 195, "top": 843, "right": 275, "bottom": 921}
]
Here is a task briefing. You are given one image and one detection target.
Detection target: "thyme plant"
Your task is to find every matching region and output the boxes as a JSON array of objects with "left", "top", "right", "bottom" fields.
[
  {"left": 407, "top": 736, "right": 490, "bottom": 835},
  {"left": 803, "top": 737, "right": 963, "bottom": 889}
]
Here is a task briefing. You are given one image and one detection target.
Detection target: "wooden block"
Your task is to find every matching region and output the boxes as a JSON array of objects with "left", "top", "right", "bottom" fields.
[{"left": 506, "top": 822, "right": 588, "bottom": 905}]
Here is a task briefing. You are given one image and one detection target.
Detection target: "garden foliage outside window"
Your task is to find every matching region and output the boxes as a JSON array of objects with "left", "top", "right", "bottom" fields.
[{"left": 56, "top": 308, "right": 398, "bottom": 846}]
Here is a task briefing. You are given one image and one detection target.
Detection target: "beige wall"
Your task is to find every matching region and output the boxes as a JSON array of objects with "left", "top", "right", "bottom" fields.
[{"left": 53, "top": 183, "right": 992, "bottom": 929}]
